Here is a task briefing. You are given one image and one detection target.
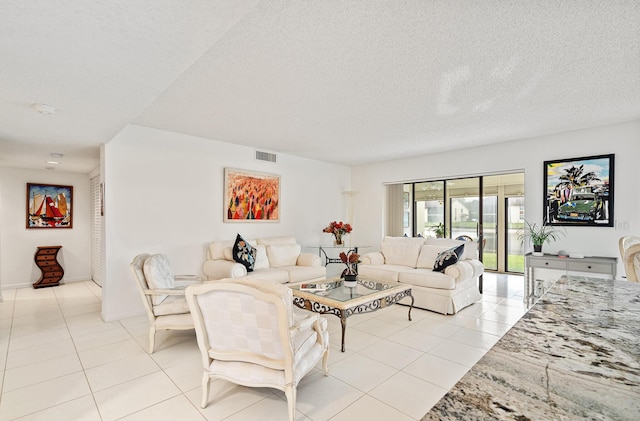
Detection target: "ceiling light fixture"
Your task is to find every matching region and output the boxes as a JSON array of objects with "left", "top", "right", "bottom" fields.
[
  {"left": 31, "top": 103, "right": 56, "bottom": 115},
  {"left": 46, "top": 160, "right": 60, "bottom": 164}
]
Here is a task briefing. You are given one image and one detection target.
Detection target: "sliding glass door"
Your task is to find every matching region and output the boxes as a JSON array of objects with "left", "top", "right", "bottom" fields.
[
  {"left": 481, "top": 194, "right": 497, "bottom": 270},
  {"left": 446, "top": 178, "right": 482, "bottom": 257},
  {"left": 506, "top": 196, "right": 525, "bottom": 272},
  {"left": 483, "top": 173, "right": 525, "bottom": 273},
  {"left": 401, "top": 171, "right": 524, "bottom": 274},
  {"left": 413, "top": 181, "right": 445, "bottom": 238}
]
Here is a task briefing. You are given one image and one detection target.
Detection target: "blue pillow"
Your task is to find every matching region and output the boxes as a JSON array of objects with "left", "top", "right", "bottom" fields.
[
  {"left": 233, "top": 234, "right": 256, "bottom": 272},
  {"left": 433, "top": 244, "right": 464, "bottom": 272}
]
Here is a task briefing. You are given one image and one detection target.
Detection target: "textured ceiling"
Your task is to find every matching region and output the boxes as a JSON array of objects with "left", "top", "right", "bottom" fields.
[{"left": 1, "top": 0, "right": 639, "bottom": 173}]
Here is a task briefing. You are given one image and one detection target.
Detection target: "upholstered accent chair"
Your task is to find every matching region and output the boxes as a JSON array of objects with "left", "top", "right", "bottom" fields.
[
  {"left": 619, "top": 236, "right": 640, "bottom": 282},
  {"left": 130, "top": 253, "right": 203, "bottom": 353},
  {"left": 185, "top": 279, "right": 330, "bottom": 420}
]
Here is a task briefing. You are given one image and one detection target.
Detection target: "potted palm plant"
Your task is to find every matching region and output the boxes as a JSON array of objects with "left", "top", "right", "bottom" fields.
[
  {"left": 431, "top": 223, "right": 446, "bottom": 238},
  {"left": 518, "top": 220, "right": 565, "bottom": 256}
]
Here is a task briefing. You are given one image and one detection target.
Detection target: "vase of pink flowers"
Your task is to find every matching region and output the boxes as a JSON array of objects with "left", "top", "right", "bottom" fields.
[{"left": 322, "top": 221, "right": 352, "bottom": 245}]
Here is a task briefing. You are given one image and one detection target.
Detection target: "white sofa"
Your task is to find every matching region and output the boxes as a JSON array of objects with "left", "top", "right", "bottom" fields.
[
  {"left": 358, "top": 236, "right": 483, "bottom": 314},
  {"left": 202, "top": 236, "right": 326, "bottom": 283}
]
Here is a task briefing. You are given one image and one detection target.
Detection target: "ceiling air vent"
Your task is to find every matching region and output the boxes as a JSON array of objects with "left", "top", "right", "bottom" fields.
[{"left": 256, "top": 151, "right": 277, "bottom": 162}]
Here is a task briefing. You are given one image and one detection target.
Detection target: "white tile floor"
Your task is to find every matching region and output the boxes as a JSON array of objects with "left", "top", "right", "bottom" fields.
[{"left": 0, "top": 273, "right": 526, "bottom": 421}]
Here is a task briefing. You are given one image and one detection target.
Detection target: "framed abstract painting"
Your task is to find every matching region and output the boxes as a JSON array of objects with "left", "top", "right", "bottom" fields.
[
  {"left": 26, "top": 183, "right": 73, "bottom": 228},
  {"left": 543, "top": 154, "right": 614, "bottom": 227},
  {"left": 224, "top": 168, "right": 280, "bottom": 222}
]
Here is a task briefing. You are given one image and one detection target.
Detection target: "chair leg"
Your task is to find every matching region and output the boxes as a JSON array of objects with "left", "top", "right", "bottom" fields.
[
  {"left": 201, "top": 372, "right": 210, "bottom": 408},
  {"left": 322, "top": 348, "right": 330, "bottom": 376},
  {"left": 285, "top": 385, "right": 296, "bottom": 421},
  {"left": 148, "top": 326, "right": 156, "bottom": 354}
]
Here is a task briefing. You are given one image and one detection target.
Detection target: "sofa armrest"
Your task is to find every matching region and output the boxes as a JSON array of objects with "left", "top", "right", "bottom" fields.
[
  {"left": 202, "top": 259, "right": 247, "bottom": 280},
  {"left": 360, "top": 252, "right": 384, "bottom": 265},
  {"left": 296, "top": 252, "right": 321, "bottom": 267},
  {"left": 443, "top": 260, "right": 474, "bottom": 281},
  {"left": 465, "top": 259, "right": 485, "bottom": 278}
]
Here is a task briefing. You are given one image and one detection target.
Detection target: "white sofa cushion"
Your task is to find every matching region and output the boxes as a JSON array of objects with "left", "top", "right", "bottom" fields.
[
  {"left": 143, "top": 254, "right": 174, "bottom": 305},
  {"left": 425, "top": 238, "right": 477, "bottom": 260},
  {"left": 382, "top": 235, "right": 426, "bottom": 245},
  {"left": 296, "top": 253, "right": 319, "bottom": 267},
  {"left": 381, "top": 242, "right": 422, "bottom": 267},
  {"left": 266, "top": 244, "right": 301, "bottom": 268},
  {"left": 223, "top": 247, "right": 233, "bottom": 261},
  {"left": 209, "top": 240, "right": 235, "bottom": 260},
  {"left": 358, "top": 264, "right": 414, "bottom": 282},
  {"left": 399, "top": 269, "right": 456, "bottom": 290},
  {"left": 361, "top": 252, "right": 385, "bottom": 265},
  {"left": 152, "top": 294, "right": 190, "bottom": 316},
  {"left": 285, "top": 265, "right": 327, "bottom": 283},
  {"left": 253, "top": 244, "right": 269, "bottom": 269},
  {"left": 416, "top": 245, "right": 449, "bottom": 269},
  {"left": 257, "top": 236, "right": 297, "bottom": 246}
]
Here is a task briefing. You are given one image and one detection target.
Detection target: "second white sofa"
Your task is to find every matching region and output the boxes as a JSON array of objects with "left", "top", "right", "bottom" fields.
[
  {"left": 358, "top": 236, "right": 483, "bottom": 314},
  {"left": 202, "top": 236, "right": 326, "bottom": 283}
]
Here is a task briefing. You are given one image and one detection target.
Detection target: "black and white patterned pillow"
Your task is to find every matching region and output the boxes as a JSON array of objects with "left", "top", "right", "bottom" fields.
[
  {"left": 233, "top": 234, "right": 256, "bottom": 272},
  {"left": 433, "top": 244, "right": 465, "bottom": 272}
]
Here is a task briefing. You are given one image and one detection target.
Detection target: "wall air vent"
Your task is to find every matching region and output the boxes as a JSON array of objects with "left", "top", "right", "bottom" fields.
[{"left": 256, "top": 151, "right": 277, "bottom": 162}]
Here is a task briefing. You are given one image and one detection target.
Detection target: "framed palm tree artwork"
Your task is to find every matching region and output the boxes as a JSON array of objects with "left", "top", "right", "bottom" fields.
[{"left": 543, "top": 154, "right": 614, "bottom": 227}]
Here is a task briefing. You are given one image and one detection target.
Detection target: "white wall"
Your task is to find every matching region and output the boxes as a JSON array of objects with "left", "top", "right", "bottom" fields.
[
  {"left": 102, "top": 125, "right": 351, "bottom": 321},
  {"left": 0, "top": 167, "right": 92, "bottom": 290},
  {"left": 351, "top": 120, "right": 640, "bottom": 278}
]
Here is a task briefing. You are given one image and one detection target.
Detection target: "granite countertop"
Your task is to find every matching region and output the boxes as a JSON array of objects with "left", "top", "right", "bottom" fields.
[{"left": 424, "top": 276, "right": 640, "bottom": 420}]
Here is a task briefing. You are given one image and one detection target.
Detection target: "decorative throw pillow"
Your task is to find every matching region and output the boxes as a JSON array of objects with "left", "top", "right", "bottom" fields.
[
  {"left": 233, "top": 234, "right": 256, "bottom": 272},
  {"left": 433, "top": 244, "right": 465, "bottom": 272}
]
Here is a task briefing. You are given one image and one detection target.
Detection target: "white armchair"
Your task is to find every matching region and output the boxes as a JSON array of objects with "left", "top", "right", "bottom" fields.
[
  {"left": 130, "top": 253, "right": 203, "bottom": 353},
  {"left": 619, "top": 236, "right": 640, "bottom": 282},
  {"left": 185, "top": 279, "right": 330, "bottom": 421}
]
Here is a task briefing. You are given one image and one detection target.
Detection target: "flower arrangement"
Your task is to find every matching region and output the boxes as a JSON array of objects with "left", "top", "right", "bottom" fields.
[
  {"left": 322, "top": 221, "right": 352, "bottom": 245},
  {"left": 339, "top": 250, "right": 360, "bottom": 277}
]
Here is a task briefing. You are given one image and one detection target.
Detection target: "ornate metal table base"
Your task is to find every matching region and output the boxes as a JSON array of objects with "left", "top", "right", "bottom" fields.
[{"left": 292, "top": 286, "right": 414, "bottom": 352}]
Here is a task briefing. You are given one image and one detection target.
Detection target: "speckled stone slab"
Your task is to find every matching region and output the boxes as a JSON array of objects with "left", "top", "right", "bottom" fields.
[{"left": 423, "top": 276, "right": 640, "bottom": 420}]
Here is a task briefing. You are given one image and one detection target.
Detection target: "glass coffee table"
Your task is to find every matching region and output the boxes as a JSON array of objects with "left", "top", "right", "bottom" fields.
[{"left": 290, "top": 278, "right": 414, "bottom": 352}]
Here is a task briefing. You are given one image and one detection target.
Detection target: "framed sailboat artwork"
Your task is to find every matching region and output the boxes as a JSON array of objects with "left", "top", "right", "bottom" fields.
[
  {"left": 224, "top": 168, "right": 280, "bottom": 222},
  {"left": 26, "top": 183, "right": 73, "bottom": 229}
]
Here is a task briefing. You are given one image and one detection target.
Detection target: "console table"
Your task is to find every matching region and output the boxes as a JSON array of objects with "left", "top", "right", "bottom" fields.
[
  {"left": 33, "top": 245, "right": 64, "bottom": 288},
  {"left": 310, "top": 245, "right": 370, "bottom": 268},
  {"left": 525, "top": 252, "right": 616, "bottom": 304}
]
